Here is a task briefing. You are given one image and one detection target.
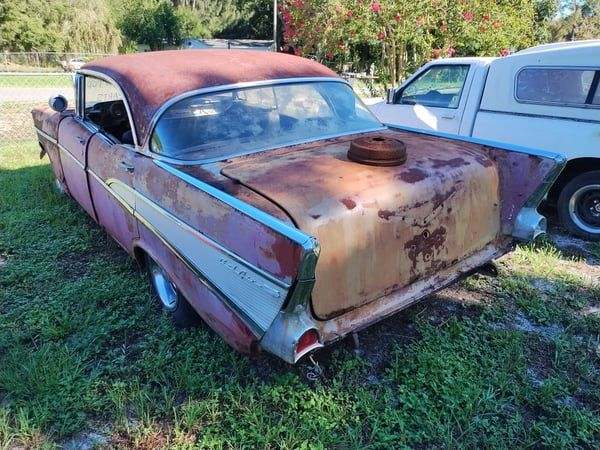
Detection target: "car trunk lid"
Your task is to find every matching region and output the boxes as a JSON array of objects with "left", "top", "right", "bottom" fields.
[{"left": 221, "top": 130, "right": 506, "bottom": 319}]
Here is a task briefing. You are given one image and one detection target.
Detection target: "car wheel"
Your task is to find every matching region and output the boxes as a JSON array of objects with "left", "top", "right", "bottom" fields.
[
  {"left": 146, "top": 256, "right": 200, "bottom": 328},
  {"left": 557, "top": 171, "right": 600, "bottom": 241},
  {"left": 54, "top": 178, "right": 67, "bottom": 195}
]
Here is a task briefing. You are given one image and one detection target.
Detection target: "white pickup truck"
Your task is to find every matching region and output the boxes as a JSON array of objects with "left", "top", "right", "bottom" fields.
[{"left": 372, "top": 40, "right": 600, "bottom": 240}]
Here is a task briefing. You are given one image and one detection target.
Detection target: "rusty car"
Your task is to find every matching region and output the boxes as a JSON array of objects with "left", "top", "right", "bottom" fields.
[{"left": 32, "top": 50, "right": 565, "bottom": 363}]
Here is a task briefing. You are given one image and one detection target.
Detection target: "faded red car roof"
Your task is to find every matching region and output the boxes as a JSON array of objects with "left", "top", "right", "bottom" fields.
[{"left": 82, "top": 50, "right": 339, "bottom": 145}]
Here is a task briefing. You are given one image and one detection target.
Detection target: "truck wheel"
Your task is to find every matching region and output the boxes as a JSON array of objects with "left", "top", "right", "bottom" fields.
[
  {"left": 146, "top": 256, "right": 200, "bottom": 328},
  {"left": 557, "top": 171, "right": 600, "bottom": 241}
]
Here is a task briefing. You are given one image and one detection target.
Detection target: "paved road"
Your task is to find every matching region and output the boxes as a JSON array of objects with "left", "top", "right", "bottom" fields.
[{"left": 0, "top": 87, "right": 73, "bottom": 103}]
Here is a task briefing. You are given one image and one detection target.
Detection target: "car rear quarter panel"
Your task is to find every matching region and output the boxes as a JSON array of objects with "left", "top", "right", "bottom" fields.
[
  {"left": 135, "top": 221, "right": 259, "bottom": 354},
  {"left": 128, "top": 155, "right": 316, "bottom": 347},
  {"left": 31, "top": 106, "right": 67, "bottom": 184},
  {"left": 132, "top": 156, "right": 305, "bottom": 284}
]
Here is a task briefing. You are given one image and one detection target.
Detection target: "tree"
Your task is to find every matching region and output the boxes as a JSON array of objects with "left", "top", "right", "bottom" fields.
[
  {"left": 220, "top": 0, "right": 275, "bottom": 39},
  {"left": 0, "top": 0, "right": 121, "bottom": 53},
  {"left": 550, "top": 0, "right": 600, "bottom": 40},
  {"left": 282, "top": 0, "right": 542, "bottom": 85},
  {"left": 117, "top": 0, "right": 206, "bottom": 50},
  {"left": 61, "top": 0, "right": 122, "bottom": 53}
]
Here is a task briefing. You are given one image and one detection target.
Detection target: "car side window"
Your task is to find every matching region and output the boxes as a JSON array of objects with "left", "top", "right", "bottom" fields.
[
  {"left": 515, "top": 68, "right": 596, "bottom": 106},
  {"left": 593, "top": 78, "right": 600, "bottom": 105},
  {"left": 83, "top": 76, "right": 134, "bottom": 145},
  {"left": 396, "top": 65, "right": 470, "bottom": 109}
]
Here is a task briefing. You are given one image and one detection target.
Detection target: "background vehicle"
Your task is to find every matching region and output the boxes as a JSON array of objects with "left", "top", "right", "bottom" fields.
[
  {"left": 60, "top": 57, "right": 87, "bottom": 72},
  {"left": 32, "top": 50, "right": 563, "bottom": 363},
  {"left": 372, "top": 40, "right": 600, "bottom": 240}
]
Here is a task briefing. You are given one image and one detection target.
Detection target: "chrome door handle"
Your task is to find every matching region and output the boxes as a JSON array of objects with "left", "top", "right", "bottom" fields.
[
  {"left": 441, "top": 114, "right": 455, "bottom": 119},
  {"left": 120, "top": 161, "right": 134, "bottom": 173}
]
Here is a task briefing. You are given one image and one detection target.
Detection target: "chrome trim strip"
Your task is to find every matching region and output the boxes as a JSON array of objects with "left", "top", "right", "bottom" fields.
[
  {"left": 154, "top": 159, "right": 316, "bottom": 252},
  {"left": 143, "top": 76, "right": 350, "bottom": 150},
  {"left": 56, "top": 141, "right": 85, "bottom": 169},
  {"left": 87, "top": 171, "right": 135, "bottom": 215},
  {"left": 77, "top": 69, "right": 139, "bottom": 147},
  {"left": 35, "top": 127, "right": 58, "bottom": 145},
  {"left": 145, "top": 126, "right": 386, "bottom": 166},
  {"left": 477, "top": 108, "right": 600, "bottom": 125},
  {"left": 385, "top": 123, "right": 567, "bottom": 162},
  {"left": 95, "top": 174, "right": 287, "bottom": 288}
]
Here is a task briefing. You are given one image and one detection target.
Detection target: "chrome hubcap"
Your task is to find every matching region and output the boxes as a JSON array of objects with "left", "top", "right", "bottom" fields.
[
  {"left": 568, "top": 184, "right": 600, "bottom": 234},
  {"left": 54, "top": 178, "right": 66, "bottom": 194},
  {"left": 149, "top": 261, "right": 178, "bottom": 310}
]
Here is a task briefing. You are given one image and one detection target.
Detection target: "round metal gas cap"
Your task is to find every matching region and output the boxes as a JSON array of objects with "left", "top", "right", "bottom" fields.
[{"left": 348, "top": 136, "right": 407, "bottom": 166}]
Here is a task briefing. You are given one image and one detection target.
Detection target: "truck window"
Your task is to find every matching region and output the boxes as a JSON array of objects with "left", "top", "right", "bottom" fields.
[
  {"left": 396, "top": 65, "right": 470, "bottom": 109},
  {"left": 83, "top": 76, "right": 133, "bottom": 144},
  {"left": 516, "top": 68, "right": 596, "bottom": 106}
]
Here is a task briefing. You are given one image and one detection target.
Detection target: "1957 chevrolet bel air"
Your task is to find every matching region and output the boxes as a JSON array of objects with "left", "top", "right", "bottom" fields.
[{"left": 32, "top": 50, "right": 565, "bottom": 363}]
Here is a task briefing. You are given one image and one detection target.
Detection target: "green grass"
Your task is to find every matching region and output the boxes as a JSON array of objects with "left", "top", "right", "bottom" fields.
[
  {"left": 0, "top": 74, "right": 72, "bottom": 88},
  {"left": 1, "top": 143, "right": 599, "bottom": 448}
]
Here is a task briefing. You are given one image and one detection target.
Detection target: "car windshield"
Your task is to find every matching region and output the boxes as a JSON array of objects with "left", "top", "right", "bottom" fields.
[{"left": 150, "top": 81, "right": 383, "bottom": 161}]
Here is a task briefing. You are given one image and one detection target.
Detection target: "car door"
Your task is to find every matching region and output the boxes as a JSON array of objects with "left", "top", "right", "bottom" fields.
[
  {"left": 377, "top": 64, "right": 472, "bottom": 133},
  {"left": 57, "top": 114, "right": 97, "bottom": 220},
  {"left": 81, "top": 74, "right": 139, "bottom": 252}
]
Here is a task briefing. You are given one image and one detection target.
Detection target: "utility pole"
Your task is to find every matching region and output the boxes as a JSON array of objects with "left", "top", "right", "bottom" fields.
[{"left": 273, "top": 0, "right": 278, "bottom": 49}]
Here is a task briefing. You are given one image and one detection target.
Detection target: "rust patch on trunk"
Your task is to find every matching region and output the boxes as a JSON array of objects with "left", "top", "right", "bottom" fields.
[
  {"left": 397, "top": 168, "right": 427, "bottom": 183},
  {"left": 378, "top": 209, "right": 396, "bottom": 220},
  {"left": 404, "top": 227, "right": 447, "bottom": 270},
  {"left": 341, "top": 197, "right": 357, "bottom": 210},
  {"left": 430, "top": 157, "right": 469, "bottom": 169}
]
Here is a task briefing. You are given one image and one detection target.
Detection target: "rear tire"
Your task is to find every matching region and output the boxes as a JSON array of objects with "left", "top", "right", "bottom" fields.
[
  {"left": 146, "top": 256, "right": 201, "bottom": 328},
  {"left": 557, "top": 171, "right": 600, "bottom": 241}
]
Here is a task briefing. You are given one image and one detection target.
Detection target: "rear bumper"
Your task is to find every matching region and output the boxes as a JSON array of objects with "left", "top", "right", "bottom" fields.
[{"left": 260, "top": 239, "right": 512, "bottom": 363}]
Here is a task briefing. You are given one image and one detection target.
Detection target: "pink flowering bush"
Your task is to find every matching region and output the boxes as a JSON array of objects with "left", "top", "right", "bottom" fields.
[{"left": 281, "top": 0, "right": 537, "bottom": 85}]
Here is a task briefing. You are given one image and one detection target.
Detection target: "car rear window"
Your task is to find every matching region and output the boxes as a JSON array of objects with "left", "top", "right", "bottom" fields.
[
  {"left": 516, "top": 68, "right": 596, "bottom": 106},
  {"left": 150, "top": 81, "right": 383, "bottom": 162}
]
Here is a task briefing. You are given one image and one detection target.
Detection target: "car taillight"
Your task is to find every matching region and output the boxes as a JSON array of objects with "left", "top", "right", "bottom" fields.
[{"left": 296, "top": 329, "right": 320, "bottom": 356}]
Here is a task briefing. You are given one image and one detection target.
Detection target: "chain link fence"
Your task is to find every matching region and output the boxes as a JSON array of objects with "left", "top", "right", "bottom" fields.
[{"left": 0, "top": 52, "right": 113, "bottom": 147}]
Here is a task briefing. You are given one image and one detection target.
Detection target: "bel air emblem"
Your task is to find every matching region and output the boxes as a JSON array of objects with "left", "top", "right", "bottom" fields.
[{"left": 219, "top": 258, "right": 282, "bottom": 299}]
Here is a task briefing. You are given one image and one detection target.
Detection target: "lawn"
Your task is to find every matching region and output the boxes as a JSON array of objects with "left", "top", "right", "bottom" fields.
[
  {"left": 0, "top": 74, "right": 73, "bottom": 89},
  {"left": 0, "top": 142, "right": 599, "bottom": 449}
]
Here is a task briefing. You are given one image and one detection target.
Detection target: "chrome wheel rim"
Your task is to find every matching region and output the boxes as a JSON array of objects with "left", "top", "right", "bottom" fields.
[
  {"left": 54, "top": 178, "right": 66, "bottom": 194},
  {"left": 568, "top": 184, "right": 600, "bottom": 235},
  {"left": 149, "top": 261, "right": 178, "bottom": 311}
]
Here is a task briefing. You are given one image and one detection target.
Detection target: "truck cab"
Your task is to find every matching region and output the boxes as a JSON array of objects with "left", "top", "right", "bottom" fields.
[{"left": 372, "top": 41, "right": 600, "bottom": 240}]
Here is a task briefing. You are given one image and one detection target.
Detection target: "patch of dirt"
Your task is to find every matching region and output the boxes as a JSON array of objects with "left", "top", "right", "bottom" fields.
[
  {"left": 530, "top": 278, "right": 556, "bottom": 295},
  {"left": 62, "top": 430, "right": 109, "bottom": 450},
  {"left": 525, "top": 336, "right": 555, "bottom": 384},
  {"left": 513, "top": 313, "right": 564, "bottom": 340},
  {"left": 88, "top": 233, "right": 132, "bottom": 267},
  {"left": 515, "top": 313, "right": 565, "bottom": 338},
  {"left": 549, "top": 229, "right": 600, "bottom": 266},
  {"left": 56, "top": 251, "right": 92, "bottom": 280},
  {"left": 436, "top": 282, "right": 493, "bottom": 307}
]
